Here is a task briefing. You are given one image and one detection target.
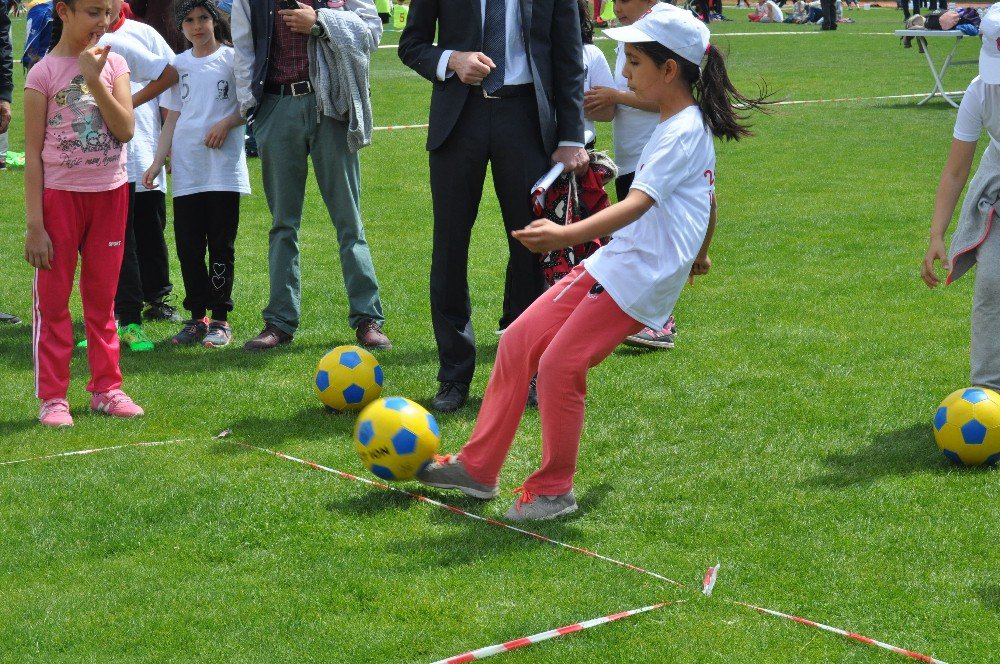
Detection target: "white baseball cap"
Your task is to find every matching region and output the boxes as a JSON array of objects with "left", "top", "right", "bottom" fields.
[
  {"left": 980, "top": 3, "right": 1000, "bottom": 84},
  {"left": 603, "top": 8, "right": 711, "bottom": 68}
]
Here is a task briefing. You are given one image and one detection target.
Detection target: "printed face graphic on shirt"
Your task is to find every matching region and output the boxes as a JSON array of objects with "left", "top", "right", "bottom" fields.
[
  {"left": 50, "top": 75, "right": 122, "bottom": 163},
  {"left": 217, "top": 80, "right": 230, "bottom": 100}
]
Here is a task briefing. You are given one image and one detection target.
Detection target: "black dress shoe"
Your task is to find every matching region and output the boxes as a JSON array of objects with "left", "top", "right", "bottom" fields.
[{"left": 432, "top": 381, "right": 469, "bottom": 412}]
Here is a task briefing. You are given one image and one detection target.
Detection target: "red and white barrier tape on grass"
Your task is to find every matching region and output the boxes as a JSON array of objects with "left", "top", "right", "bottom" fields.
[
  {"left": 701, "top": 566, "right": 947, "bottom": 663},
  {"left": 430, "top": 601, "right": 680, "bottom": 664},
  {"left": 232, "top": 440, "right": 684, "bottom": 587},
  {"left": 0, "top": 436, "right": 194, "bottom": 467},
  {"left": 734, "top": 602, "right": 947, "bottom": 664}
]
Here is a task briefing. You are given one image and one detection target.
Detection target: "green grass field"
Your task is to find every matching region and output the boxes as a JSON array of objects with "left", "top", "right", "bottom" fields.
[{"left": 1, "top": 9, "right": 997, "bottom": 662}]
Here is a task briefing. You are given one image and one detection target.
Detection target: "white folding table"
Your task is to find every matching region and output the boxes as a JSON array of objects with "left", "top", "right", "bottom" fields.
[{"left": 895, "top": 29, "right": 970, "bottom": 108}]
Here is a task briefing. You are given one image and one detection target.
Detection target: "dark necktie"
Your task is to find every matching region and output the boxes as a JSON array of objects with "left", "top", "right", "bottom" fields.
[{"left": 481, "top": 0, "right": 506, "bottom": 94}]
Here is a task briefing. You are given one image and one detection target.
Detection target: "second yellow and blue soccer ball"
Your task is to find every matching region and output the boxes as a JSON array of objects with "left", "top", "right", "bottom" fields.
[
  {"left": 933, "top": 386, "right": 1000, "bottom": 466},
  {"left": 314, "top": 345, "right": 383, "bottom": 412}
]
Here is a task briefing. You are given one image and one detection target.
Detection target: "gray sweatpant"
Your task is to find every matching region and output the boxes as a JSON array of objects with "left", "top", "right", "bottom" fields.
[{"left": 972, "top": 223, "right": 1000, "bottom": 390}]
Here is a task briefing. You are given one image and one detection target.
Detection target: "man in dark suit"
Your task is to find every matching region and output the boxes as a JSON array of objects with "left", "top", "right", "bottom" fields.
[{"left": 399, "top": 0, "right": 588, "bottom": 412}]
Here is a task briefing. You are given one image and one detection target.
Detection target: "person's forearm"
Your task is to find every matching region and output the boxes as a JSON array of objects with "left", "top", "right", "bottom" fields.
[
  {"left": 616, "top": 89, "right": 659, "bottom": 113},
  {"left": 697, "top": 198, "right": 717, "bottom": 260},
  {"left": 132, "top": 65, "right": 178, "bottom": 108},
  {"left": 586, "top": 105, "right": 615, "bottom": 122},
  {"left": 25, "top": 154, "right": 44, "bottom": 231},
  {"left": 222, "top": 111, "right": 246, "bottom": 130},
  {"left": 930, "top": 173, "right": 966, "bottom": 241},
  {"left": 563, "top": 191, "right": 653, "bottom": 246},
  {"left": 154, "top": 112, "right": 179, "bottom": 163}
]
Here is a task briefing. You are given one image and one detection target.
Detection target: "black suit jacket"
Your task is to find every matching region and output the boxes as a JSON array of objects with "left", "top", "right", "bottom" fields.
[{"left": 398, "top": 0, "right": 585, "bottom": 154}]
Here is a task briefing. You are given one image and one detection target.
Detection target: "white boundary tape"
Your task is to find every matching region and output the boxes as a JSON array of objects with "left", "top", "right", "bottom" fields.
[{"left": 0, "top": 437, "right": 193, "bottom": 467}]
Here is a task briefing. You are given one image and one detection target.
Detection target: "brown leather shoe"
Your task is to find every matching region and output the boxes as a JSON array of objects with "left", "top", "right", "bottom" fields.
[
  {"left": 356, "top": 318, "right": 391, "bottom": 350},
  {"left": 243, "top": 323, "right": 293, "bottom": 352}
]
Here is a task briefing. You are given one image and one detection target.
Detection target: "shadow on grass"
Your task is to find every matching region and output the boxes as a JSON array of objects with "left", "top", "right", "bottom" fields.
[
  {"left": 977, "top": 585, "right": 999, "bottom": 613},
  {"left": 208, "top": 406, "right": 356, "bottom": 452},
  {"left": 805, "top": 423, "right": 945, "bottom": 487}
]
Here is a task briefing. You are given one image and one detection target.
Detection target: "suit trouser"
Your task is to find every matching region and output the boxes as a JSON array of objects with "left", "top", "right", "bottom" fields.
[
  {"left": 173, "top": 191, "right": 240, "bottom": 320},
  {"left": 253, "top": 92, "right": 384, "bottom": 335},
  {"left": 459, "top": 264, "right": 644, "bottom": 495},
  {"left": 428, "top": 92, "right": 549, "bottom": 385},
  {"left": 133, "top": 189, "right": 172, "bottom": 303},
  {"left": 33, "top": 185, "right": 129, "bottom": 400},
  {"left": 972, "top": 224, "right": 1000, "bottom": 391},
  {"left": 114, "top": 183, "right": 144, "bottom": 326}
]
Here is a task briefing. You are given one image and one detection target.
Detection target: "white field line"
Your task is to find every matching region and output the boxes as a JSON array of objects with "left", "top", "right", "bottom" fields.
[{"left": 371, "top": 90, "right": 965, "bottom": 132}]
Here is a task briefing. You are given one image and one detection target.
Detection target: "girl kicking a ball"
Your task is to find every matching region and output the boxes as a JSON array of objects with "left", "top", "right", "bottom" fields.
[{"left": 417, "top": 9, "right": 770, "bottom": 520}]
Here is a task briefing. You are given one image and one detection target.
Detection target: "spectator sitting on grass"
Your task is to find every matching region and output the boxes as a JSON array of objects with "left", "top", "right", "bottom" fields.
[
  {"left": 785, "top": 0, "right": 809, "bottom": 22},
  {"left": 750, "top": 0, "right": 783, "bottom": 22}
]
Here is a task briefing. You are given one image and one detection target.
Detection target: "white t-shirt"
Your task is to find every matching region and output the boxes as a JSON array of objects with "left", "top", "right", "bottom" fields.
[
  {"left": 611, "top": 2, "right": 675, "bottom": 175},
  {"left": 758, "top": 0, "right": 783, "bottom": 20},
  {"left": 583, "top": 43, "right": 614, "bottom": 140},
  {"left": 162, "top": 46, "right": 250, "bottom": 197},
  {"left": 954, "top": 76, "right": 1000, "bottom": 147},
  {"left": 584, "top": 106, "right": 715, "bottom": 329},
  {"left": 100, "top": 21, "right": 173, "bottom": 192}
]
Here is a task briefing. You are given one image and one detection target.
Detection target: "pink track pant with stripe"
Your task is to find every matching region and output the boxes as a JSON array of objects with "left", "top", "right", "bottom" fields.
[
  {"left": 33, "top": 185, "right": 129, "bottom": 400},
  {"left": 459, "top": 264, "right": 645, "bottom": 495}
]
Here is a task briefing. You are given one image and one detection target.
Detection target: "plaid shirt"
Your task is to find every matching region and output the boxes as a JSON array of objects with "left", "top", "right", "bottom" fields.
[{"left": 267, "top": 0, "right": 311, "bottom": 85}]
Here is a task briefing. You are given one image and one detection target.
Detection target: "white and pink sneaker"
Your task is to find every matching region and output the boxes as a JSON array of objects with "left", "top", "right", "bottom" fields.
[
  {"left": 90, "top": 389, "right": 145, "bottom": 418},
  {"left": 39, "top": 399, "right": 74, "bottom": 428}
]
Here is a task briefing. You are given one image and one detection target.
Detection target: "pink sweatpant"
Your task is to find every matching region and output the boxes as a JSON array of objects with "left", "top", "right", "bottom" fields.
[
  {"left": 33, "top": 185, "right": 129, "bottom": 400},
  {"left": 459, "top": 264, "right": 645, "bottom": 495}
]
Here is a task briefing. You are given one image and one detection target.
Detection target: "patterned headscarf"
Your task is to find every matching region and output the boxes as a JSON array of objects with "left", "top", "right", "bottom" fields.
[{"left": 174, "top": 0, "right": 223, "bottom": 32}]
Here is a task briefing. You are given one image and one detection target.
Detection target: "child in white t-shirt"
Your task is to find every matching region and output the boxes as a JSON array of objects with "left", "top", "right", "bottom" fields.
[
  {"left": 751, "top": 0, "right": 783, "bottom": 21},
  {"left": 143, "top": 0, "right": 249, "bottom": 348},
  {"left": 585, "top": 0, "right": 682, "bottom": 349},
  {"left": 577, "top": 0, "right": 614, "bottom": 143},
  {"left": 416, "top": 10, "right": 770, "bottom": 520},
  {"left": 922, "top": 5, "right": 1000, "bottom": 393}
]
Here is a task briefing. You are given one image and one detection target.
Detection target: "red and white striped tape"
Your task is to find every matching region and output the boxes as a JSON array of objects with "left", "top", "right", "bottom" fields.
[
  {"left": 232, "top": 441, "right": 684, "bottom": 587},
  {"left": 735, "top": 602, "right": 948, "bottom": 663},
  {"left": 431, "top": 601, "right": 677, "bottom": 664},
  {"left": 702, "top": 563, "right": 720, "bottom": 597},
  {"left": 373, "top": 123, "right": 430, "bottom": 132}
]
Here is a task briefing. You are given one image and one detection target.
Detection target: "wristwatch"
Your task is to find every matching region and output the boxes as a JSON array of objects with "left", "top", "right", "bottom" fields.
[{"left": 310, "top": 21, "right": 325, "bottom": 37}]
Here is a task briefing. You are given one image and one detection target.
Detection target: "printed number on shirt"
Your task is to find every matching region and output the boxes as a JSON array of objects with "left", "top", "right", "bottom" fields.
[{"left": 181, "top": 73, "right": 190, "bottom": 102}]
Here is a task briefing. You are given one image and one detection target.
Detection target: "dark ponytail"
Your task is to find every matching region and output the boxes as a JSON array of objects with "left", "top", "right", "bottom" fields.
[
  {"left": 632, "top": 42, "right": 773, "bottom": 141},
  {"left": 48, "top": 1, "right": 67, "bottom": 53}
]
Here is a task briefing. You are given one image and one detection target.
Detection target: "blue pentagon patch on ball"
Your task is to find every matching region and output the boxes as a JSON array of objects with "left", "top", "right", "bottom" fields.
[
  {"left": 374, "top": 365, "right": 384, "bottom": 386},
  {"left": 343, "top": 384, "right": 365, "bottom": 404},
  {"left": 426, "top": 413, "right": 440, "bottom": 437},
  {"left": 933, "top": 406, "right": 948, "bottom": 431},
  {"left": 961, "top": 388, "right": 989, "bottom": 404},
  {"left": 961, "top": 419, "right": 988, "bottom": 445},
  {"left": 384, "top": 397, "right": 409, "bottom": 412},
  {"left": 315, "top": 370, "right": 330, "bottom": 392},
  {"left": 357, "top": 420, "right": 375, "bottom": 446},
  {"left": 370, "top": 464, "right": 396, "bottom": 480},
  {"left": 392, "top": 428, "right": 418, "bottom": 455},
  {"left": 339, "top": 351, "right": 362, "bottom": 369}
]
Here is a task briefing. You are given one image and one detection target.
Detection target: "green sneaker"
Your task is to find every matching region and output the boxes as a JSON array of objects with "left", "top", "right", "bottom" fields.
[{"left": 119, "top": 323, "right": 154, "bottom": 352}]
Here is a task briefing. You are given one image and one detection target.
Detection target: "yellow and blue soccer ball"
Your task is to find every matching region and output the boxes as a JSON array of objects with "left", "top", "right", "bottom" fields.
[
  {"left": 354, "top": 397, "right": 441, "bottom": 481},
  {"left": 933, "top": 386, "right": 1000, "bottom": 466},
  {"left": 314, "top": 345, "right": 383, "bottom": 412}
]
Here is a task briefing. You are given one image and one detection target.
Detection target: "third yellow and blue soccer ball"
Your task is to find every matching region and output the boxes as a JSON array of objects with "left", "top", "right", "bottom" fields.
[
  {"left": 354, "top": 397, "right": 441, "bottom": 481},
  {"left": 933, "top": 386, "right": 1000, "bottom": 466},
  {"left": 314, "top": 345, "right": 383, "bottom": 412}
]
